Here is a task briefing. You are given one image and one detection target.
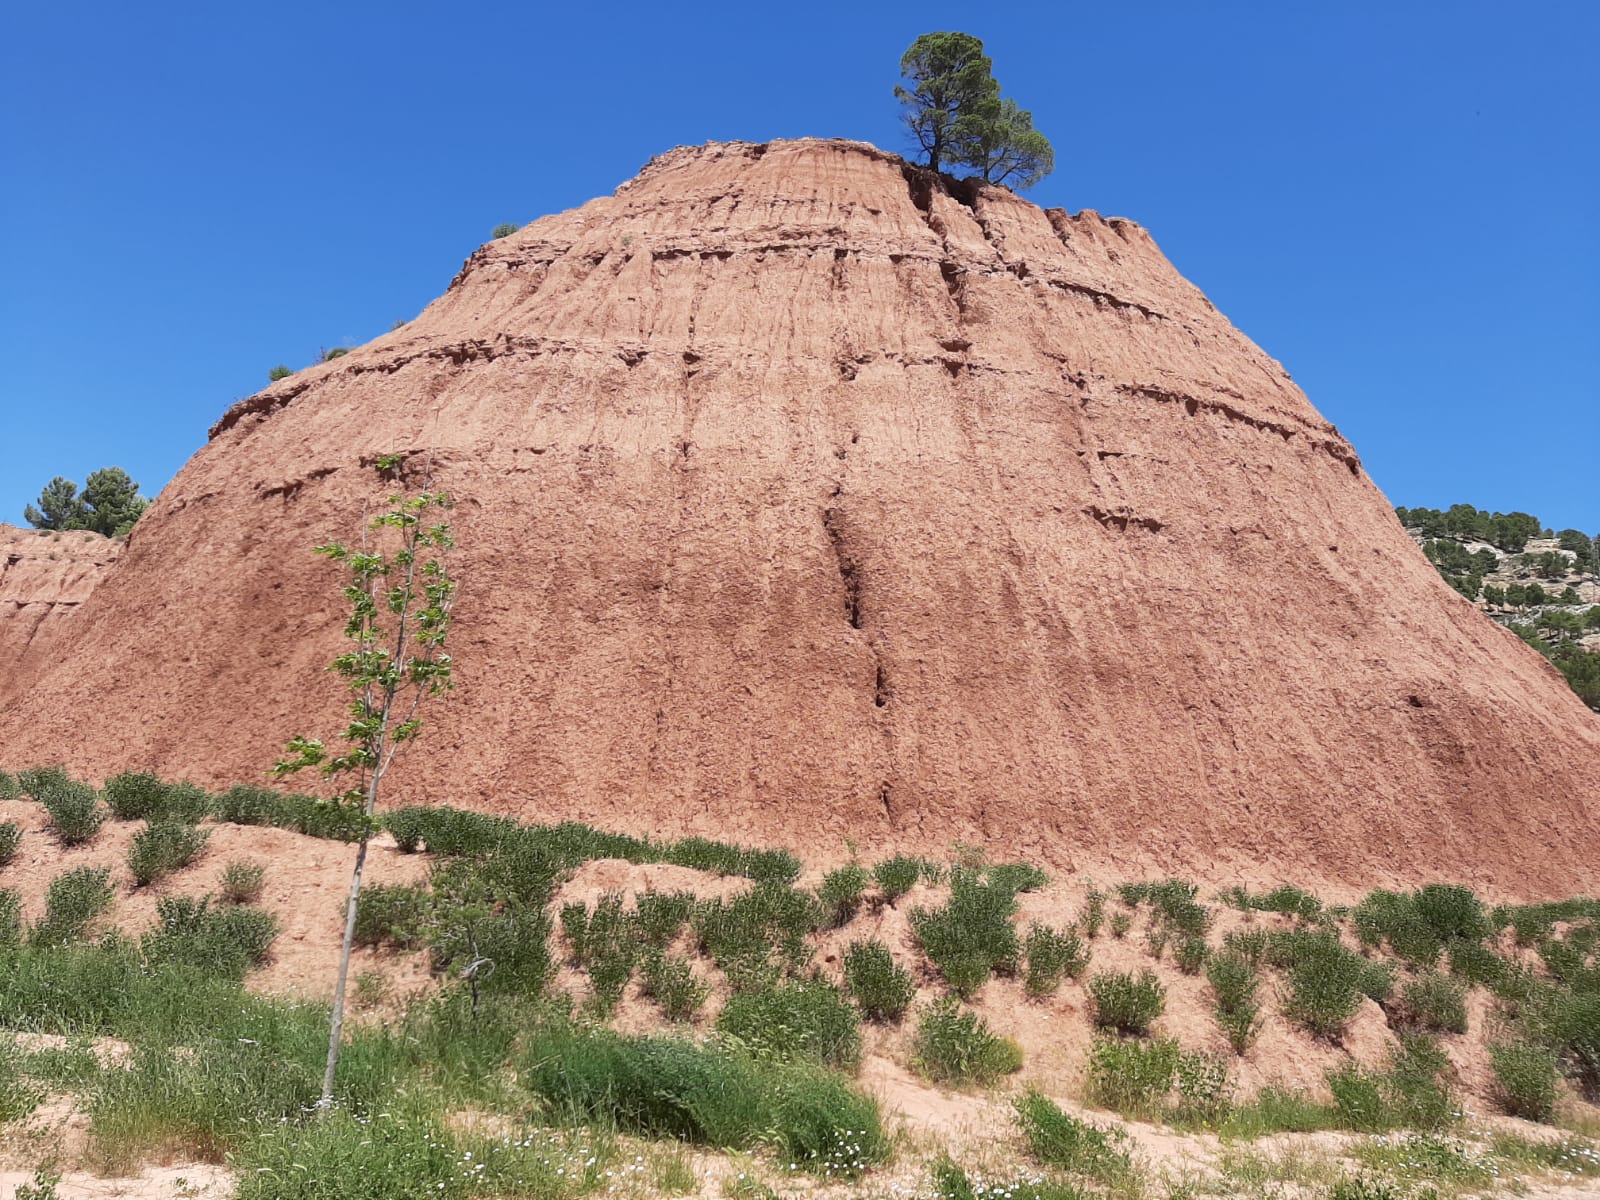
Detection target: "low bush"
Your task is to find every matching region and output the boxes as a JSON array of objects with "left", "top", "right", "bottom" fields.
[
  {"left": 692, "top": 883, "right": 821, "bottom": 988},
  {"left": 1354, "top": 885, "right": 1490, "bottom": 968},
  {"left": 1532, "top": 989, "right": 1600, "bottom": 1099},
  {"left": 127, "top": 820, "right": 209, "bottom": 886},
  {"left": 635, "top": 890, "right": 694, "bottom": 946},
  {"left": 1109, "top": 912, "right": 1131, "bottom": 939},
  {"left": 1023, "top": 924, "right": 1089, "bottom": 996},
  {"left": 267, "top": 364, "right": 292, "bottom": 382},
  {"left": 1117, "top": 878, "right": 1210, "bottom": 936},
  {"left": 30, "top": 866, "right": 114, "bottom": 946},
  {"left": 1490, "top": 1040, "right": 1558, "bottom": 1121},
  {"left": 717, "top": 979, "right": 861, "bottom": 1069},
  {"left": 818, "top": 864, "right": 869, "bottom": 926},
  {"left": 213, "top": 785, "right": 368, "bottom": 841},
  {"left": 1012, "top": 1088, "right": 1133, "bottom": 1186},
  {"left": 141, "top": 896, "right": 280, "bottom": 977},
  {"left": 871, "top": 855, "right": 927, "bottom": 903},
  {"left": 0, "top": 1040, "right": 42, "bottom": 1123},
  {"left": 911, "top": 870, "right": 1021, "bottom": 998},
  {"left": 1081, "top": 889, "right": 1105, "bottom": 938},
  {"left": 1328, "top": 1036, "right": 1456, "bottom": 1132},
  {"left": 986, "top": 862, "right": 1048, "bottom": 895},
  {"left": 913, "top": 999, "right": 1023, "bottom": 1086},
  {"left": 491, "top": 222, "right": 521, "bottom": 239},
  {"left": 1085, "top": 1035, "right": 1179, "bottom": 1117},
  {"left": 1274, "top": 933, "right": 1391, "bottom": 1040},
  {"left": 428, "top": 897, "right": 552, "bottom": 997},
  {"left": 0, "top": 771, "right": 17, "bottom": 800},
  {"left": 1394, "top": 971, "right": 1468, "bottom": 1034},
  {"left": 103, "top": 772, "right": 211, "bottom": 823},
  {"left": 639, "top": 951, "right": 706, "bottom": 1021},
  {"left": 1206, "top": 950, "right": 1261, "bottom": 1054},
  {"left": 1222, "top": 928, "right": 1269, "bottom": 967},
  {"left": 1173, "top": 1050, "right": 1232, "bottom": 1125},
  {"left": 519, "top": 1020, "right": 888, "bottom": 1174},
  {"left": 843, "top": 940, "right": 915, "bottom": 1023},
  {"left": 0, "top": 821, "right": 20, "bottom": 867},
  {"left": 39, "top": 781, "right": 105, "bottom": 846},
  {"left": 354, "top": 883, "right": 432, "bottom": 949},
  {"left": 220, "top": 859, "right": 265, "bottom": 904},
  {"left": 1222, "top": 884, "right": 1323, "bottom": 919},
  {"left": 1174, "top": 935, "right": 1209, "bottom": 975},
  {"left": 1088, "top": 970, "right": 1165, "bottom": 1036}
]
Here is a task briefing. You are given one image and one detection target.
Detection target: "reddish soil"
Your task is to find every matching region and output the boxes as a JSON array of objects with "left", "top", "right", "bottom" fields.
[
  {"left": 0, "top": 527, "right": 119, "bottom": 710},
  {"left": 1, "top": 138, "right": 1595, "bottom": 896}
]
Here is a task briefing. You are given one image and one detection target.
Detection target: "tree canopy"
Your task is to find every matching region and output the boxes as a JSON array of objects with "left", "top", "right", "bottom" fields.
[
  {"left": 894, "top": 32, "right": 1054, "bottom": 189},
  {"left": 23, "top": 467, "right": 149, "bottom": 537}
]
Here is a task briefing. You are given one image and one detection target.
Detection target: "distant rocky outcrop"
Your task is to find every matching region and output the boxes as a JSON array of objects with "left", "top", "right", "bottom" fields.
[
  {"left": 0, "top": 525, "right": 122, "bottom": 708},
  {"left": 1, "top": 139, "right": 1596, "bottom": 895}
]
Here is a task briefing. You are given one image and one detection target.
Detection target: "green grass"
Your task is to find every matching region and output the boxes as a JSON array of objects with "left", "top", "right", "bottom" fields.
[
  {"left": 103, "top": 772, "right": 211, "bottom": 823},
  {"left": 842, "top": 939, "right": 915, "bottom": 1023},
  {"left": 1116, "top": 878, "right": 1210, "bottom": 936},
  {"left": 639, "top": 951, "right": 707, "bottom": 1021},
  {"left": 871, "top": 855, "right": 926, "bottom": 903},
  {"left": 38, "top": 780, "right": 105, "bottom": 846},
  {"left": 1084, "top": 1035, "right": 1178, "bottom": 1118},
  {"left": 913, "top": 998, "right": 1023, "bottom": 1086},
  {"left": 140, "top": 896, "right": 279, "bottom": 978},
  {"left": 1013, "top": 1088, "right": 1134, "bottom": 1189},
  {"left": 219, "top": 859, "right": 265, "bottom": 904},
  {"left": 1394, "top": 971, "right": 1467, "bottom": 1034},
  {"left": 911, "top": 869, "right": 1021, "bottom": 998},
  {"left": 1489, "top": 1040, "right": 1558, "bottom": 1121},
  {"left": 1024, "top": 923, "right": 1089, "bottom": 996},
  {"left": 0, "top": 821, "right": 21, "bottom": 867},
  {"left": 818, "top": 864, "right": 869, "bottom": 926},
  {"left": 716, "top": 979, "right": 862, "bottom": 1069},
  {"left": 30, "top": 865, "right": 114, "bottom": 947},
  {"left": 127, "top": 820, "right": 209, "bottom": 886},
  {"left": 354, "top": 883, "right": 432, "bottom": 949},
  {"left": 1206, "top": 950, "right": 1261, "bottom": 1054},
  {"left": 1088, "top": 970, "right": 1164, "bottom": 1035}
]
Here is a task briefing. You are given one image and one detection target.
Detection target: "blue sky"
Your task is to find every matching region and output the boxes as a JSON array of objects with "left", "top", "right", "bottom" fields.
[{"left": 3, "top": 1, "right": 1596, "bottom": 532}]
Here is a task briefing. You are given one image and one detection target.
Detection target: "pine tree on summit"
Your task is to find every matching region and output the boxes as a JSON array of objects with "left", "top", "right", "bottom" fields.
[
  {"left": 894, "top": 31, "right": 1054, "bottom": 189},
  {"left": 24, "top": 467, "right": 148, "bottom": 537}
]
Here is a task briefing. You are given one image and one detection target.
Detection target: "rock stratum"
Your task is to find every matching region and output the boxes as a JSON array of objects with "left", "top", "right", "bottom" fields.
[
  {"left": 3, "top": 139, "right": 1596, "bottom": 895},
  {"left": 0, "top": 525, "right": 120, "bottom": 700}
]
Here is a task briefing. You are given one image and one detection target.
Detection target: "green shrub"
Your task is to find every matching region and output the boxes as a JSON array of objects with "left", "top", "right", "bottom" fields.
[
  {"left": 639, "top": 951, "right": 706, "bottom": 1021},
  {"left": 1012, "top": 1088, "right": 1133, "bottom": 1186},
  {"left": 31, "top": 866, "right": 114, "bottom": 946},
  {"left": 0, "top": 889, "right": 22, "bottom": 948},
  {"left": 1489, "top": 1041, "right": 1558, "bottom": 1121},
  {"left": 872, "top": 855, "right": 926, "bottom": 903},
  {"left": 16, "top": 766, "right": 71, "bottom": 799},
  {"left": 818, "top": 864, "right": 869, "bottom": 926},
  {"left": 212, "top": 785, "right": 368, "bottom": 841},
  {"left": 717, "top": 979, "right": 861, "bottom": 1069},
  {"left": 1173, "top": 1050, "right": 1232, "bottom": 1125},
  {"left": 1329, "top": 1036, "right": 1455, "bottom": 1132},
  {"left": 1207, "top": 950, "right": 1261, "bottom": 1054},
  {"left": 1222, "top": 928, "right": 1269, "bottom": 967},
  {"left": 220, "top": 859, "right": 265, "bottom": 904},
  {"left": 0, "top": 771, "right": 17, "bottom": 800},
  {"left": 1117, "top": 878, "right": 1210, "bottom": 936},
  {"left": 913, "top": 999, "right": 1023, "bottom": 1085},
  {"left": 1223, "top": 884, "right": 1323, "bottom": 919},
  {"left": 1023, "top": 923, "right": 1089, "bottom": 996},
  {"left": 1276, "top": 933, "right": 1390, "bottom": 1040},
  {"left": 1395, "top": 971, "right": 1468, "bottom": 1034},
  {"left": 1535, "top": 989, "right": 1600, "bottom": 1099},
  {"left": 1355, "top": 885, "right": 1488, "bottom": 969},
  {"left": 354, "top": 883, "right": 432, "bottom": 948},
  {"left": 842, "top": 940, "right": 915, "bottom": 1023},
  {"left": 1328, "top": 1176, "right": 1403, "bottom": 1200},
  {"left": 635, "top": 890, "right": 694, "bottom": 946},
  {"left": 1085, "top": 1035, "right": 1179, "bottom": 1116},
  {"left": 1088, "top": 970, "right": 1165, "bottom": 1035},
  {"left": 103, "top": 772, "right": 211, "bottom": 823},
  {"left": 1174, "top": 935, "right": 1209, "bottom": 975},
  {"left": 141, "top": 896, "right": 279, "bottom": 977},
  {"left": 1446, "top": 936, "right": 1510, "bottom": 988},
  {"left": 911, "top": 870, "right": 1020, "bottom": 998},
  {"left": 429, "top": 897, "right": 551, "bottom": 997},
  {"left": 1109, "top": 912, "right": 1131, "bottom": 939},
  {"left": 664, "top": 837, "right": 801, "bottom": 884},
  {"left": 39, "top": 781, "right": 105, "bottom": 845},
  {"left": 0, "top": 1041, "right": 42, "bottom": 1122},
  {"left": 692, "top": 883, "right": 821, "bottom": 986},
  {"left": 1082, "top": 889, "right": 1105, "bottom": 938},
  {"left": 0, "top": 821, "right": 21, "bottom": 868},
  {"left": 127, "top": 820, "right": 210, "bottom": 886},
  {"left": 267, "top": 364, "right": 292, "bottom": 382},
  {"left": 491, "top": 222, "right": 521, "bottom": 239}
]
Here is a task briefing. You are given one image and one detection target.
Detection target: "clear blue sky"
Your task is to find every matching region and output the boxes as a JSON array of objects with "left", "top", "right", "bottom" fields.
[{"left": 3, "top": 1, "right": 1596, "bottom": 532}]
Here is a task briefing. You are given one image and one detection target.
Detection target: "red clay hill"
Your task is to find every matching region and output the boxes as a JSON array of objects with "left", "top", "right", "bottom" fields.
[{"left": 2, "top": 140, "right": 1595, "bottom": 895}]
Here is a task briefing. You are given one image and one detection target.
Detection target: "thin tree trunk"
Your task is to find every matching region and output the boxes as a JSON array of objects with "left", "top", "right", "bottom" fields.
[{"left": 320, "top": 829, "right": 371, "bottom": 1108}]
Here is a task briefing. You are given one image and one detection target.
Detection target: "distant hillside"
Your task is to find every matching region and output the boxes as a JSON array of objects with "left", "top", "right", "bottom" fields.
[{"left": 1397, "top": 504, "right": 1600, "bottom": 710}]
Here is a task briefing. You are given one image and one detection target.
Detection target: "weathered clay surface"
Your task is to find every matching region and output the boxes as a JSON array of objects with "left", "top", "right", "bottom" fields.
[
  {"left": 0, "top": 525, "right": 120, "bottom": 707},
  {"left": 2, "top": 140, "right": 1595, "bottom": 895}
]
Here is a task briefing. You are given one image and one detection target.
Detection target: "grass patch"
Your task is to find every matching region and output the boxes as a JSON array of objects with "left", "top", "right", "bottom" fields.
[
  {"left": 103, "top": 773, "right": 211, "bottom": 823},
  {"left": 30, "top": 865, "right": 114, "bottom": 946},
  {"left": 911, "top": 870, "right": 1021, "bottom": 998},
  {"left": 1084, "top": 1035, "right": 1179, "bottom": 1118},
  {"left": 913, "top": 998, "right": 1023, "bottom": 1086},
  {"left": 1392, "top": 971, "right": 1467, "bottom": 1034},
  {"left": 127, "top": 820, "right": 209, "bottom": 886},
  {"left": 871, "top": 855, "right": 928, "bottom": 903},
  {"left": 842, "top": 939, "right": 915, "bottom": 1023},
  {"left": 1489, "top": 1041, "right": 1558, "bottom": 1121},
  {"left": 818, "top": 864, "right": 868, "bottom": 926},
  {"left": 1088, "top": 970, "right": 1164, "bottom": 1035},
  {"left": 1206, "top": 950, "right": 1261, "bottom": 1054},
  {"left": 716, "top": 979, "right": 861, "bottom": 1069},
  {"left": 1012, "top": 1088, "right": 1135, "bottom": 1188},
  {"left": 0, "top": 821, "right": 21, "bottom": 867},
  {"left": 1023, "top": 923, "right": 1089, "bottom": 997},
  {"left": 38, "top": 779, "right": 105, "bottom": 846},
  {"left": 220, "top": 859, "right": 265, "bottom": 904}
]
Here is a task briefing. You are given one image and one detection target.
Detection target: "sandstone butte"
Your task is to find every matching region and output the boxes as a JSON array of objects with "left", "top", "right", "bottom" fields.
[{"left": 2, "top": 139, "right": 1595, "bottom": 897}]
